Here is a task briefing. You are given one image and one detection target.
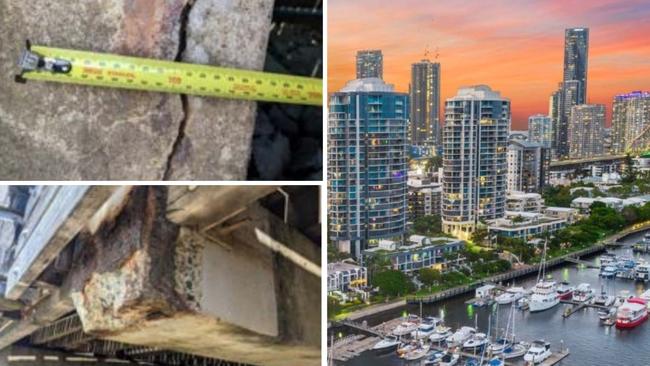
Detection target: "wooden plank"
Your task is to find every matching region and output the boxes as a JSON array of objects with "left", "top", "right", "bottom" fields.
[
  {"left": 166, "top": 186, "right": 277, "bottom": 228},
  {"left": 4, "top": 186, "right": 116, "bottom": 300}
]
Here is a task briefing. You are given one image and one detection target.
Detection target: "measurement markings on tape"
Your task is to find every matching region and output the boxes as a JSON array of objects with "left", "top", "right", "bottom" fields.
[{"left": 15, "top": 41, "right": 322, "bottom": 106}]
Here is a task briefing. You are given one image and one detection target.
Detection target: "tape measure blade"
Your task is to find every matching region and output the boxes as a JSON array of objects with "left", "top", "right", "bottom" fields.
[{"left": 25, "top": 45, "right": 322, "bottom": 106}]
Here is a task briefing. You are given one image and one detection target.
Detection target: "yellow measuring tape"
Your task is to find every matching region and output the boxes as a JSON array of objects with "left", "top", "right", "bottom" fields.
[{"left": 16, "top": 42, "right": 322, "bottom": 106}]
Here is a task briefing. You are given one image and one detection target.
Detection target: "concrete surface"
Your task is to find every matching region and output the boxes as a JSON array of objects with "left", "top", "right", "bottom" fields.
[
  {"left": 0, "top": 0, "right": 274, "bottom": 180},
  {"left": 166, "top": 0, "right": 274, "bottom": 180}
]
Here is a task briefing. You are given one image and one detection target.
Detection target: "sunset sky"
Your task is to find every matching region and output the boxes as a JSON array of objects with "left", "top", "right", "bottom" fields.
[{"left": 328, "top": 0, "right": 650, "bottom": 129}]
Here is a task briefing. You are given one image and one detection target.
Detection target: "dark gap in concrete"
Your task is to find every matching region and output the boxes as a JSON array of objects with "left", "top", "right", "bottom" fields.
[{"left": 164, "top": 1, "right": 194, "bottom": 180}]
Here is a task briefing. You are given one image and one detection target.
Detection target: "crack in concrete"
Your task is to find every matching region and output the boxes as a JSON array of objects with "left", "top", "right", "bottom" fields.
[{"left": 163, "top": 0, "right": 194, "bottom": 180}]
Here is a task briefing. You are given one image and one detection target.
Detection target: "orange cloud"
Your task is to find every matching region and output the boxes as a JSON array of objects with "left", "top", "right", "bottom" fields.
[{"left": 328, "top": 0, "right": 650, "bottom": 128}]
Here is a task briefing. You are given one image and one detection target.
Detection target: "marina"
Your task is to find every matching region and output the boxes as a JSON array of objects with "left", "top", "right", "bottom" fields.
[{"left": 330, "top": 231, "right": 650, "bottom": 365}]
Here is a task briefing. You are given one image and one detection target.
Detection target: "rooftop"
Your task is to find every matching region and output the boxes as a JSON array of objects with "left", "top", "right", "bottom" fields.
[
  {"left": 339, "top": 77, "right": 395, "bottom": 93},
  {"left": 328, "top": 261, "right": 364, "bottom": 273},
  {"left": 509, "top": 139, "right": 544, "bottom": 149},
  {"left": 615, "top": 91, "right": 650, "bottom": 100},
  {"left": 449, "top": 85, "right": 507, "bottom": 101}
]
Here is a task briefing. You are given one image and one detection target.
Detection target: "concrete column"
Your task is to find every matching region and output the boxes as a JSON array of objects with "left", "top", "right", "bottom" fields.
[{"left": 62, "top": 187, "right": 319, "bottom": 366}]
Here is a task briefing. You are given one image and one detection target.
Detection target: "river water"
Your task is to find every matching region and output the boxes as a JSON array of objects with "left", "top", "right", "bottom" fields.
[{"left": 334, "top": 231, "right": 650, "bottom": 365}]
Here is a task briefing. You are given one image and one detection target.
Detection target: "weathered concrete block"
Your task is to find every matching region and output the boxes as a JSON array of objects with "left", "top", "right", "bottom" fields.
[
  {"left": 65, "top": 187, "right": 319, "bottom": 366},
  {"left": 0, "top": 0, "right": 187, "bottom": 180},
  {"left": 166, "top": 0, "right": 274, "bottom": 180}
]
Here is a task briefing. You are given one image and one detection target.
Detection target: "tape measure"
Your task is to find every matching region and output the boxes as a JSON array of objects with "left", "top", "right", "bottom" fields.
[{"left": 15, "top": 41, "right": 322, "bottom": 106}]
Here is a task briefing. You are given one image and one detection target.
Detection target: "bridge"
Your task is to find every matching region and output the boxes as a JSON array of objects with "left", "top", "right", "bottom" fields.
[{"left": 549, "top": 154, "right": 626, "bottom": 169}]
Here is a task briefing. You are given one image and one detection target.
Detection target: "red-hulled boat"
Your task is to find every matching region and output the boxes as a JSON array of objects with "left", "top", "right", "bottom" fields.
[
  {"left": 616, "top": 297, "right": 648, "bottom": 329},
  {"left": 556, "top": 281, "right": 574, "bottom": 300}
]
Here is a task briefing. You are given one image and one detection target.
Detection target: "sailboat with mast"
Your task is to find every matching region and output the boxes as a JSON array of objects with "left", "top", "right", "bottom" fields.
[
  {"left": 490, "top": 302, "right": 529, "bottom": 359},
  {"left": 529, "top": 238, "right": 560, "bottom": 312}
]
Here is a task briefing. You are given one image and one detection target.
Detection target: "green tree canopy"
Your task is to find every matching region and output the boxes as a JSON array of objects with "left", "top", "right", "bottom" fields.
[
  {"left": 371, "top": 270, "right": 414, "bottom": 297},
  {"left": 412, "top": 215, "right": 443, "bottom": 236},
  {"left": 419, "top": 268, "right": 442, "bottom": 286}
]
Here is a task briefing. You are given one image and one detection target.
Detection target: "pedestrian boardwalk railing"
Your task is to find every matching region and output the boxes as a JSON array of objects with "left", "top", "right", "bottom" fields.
[
  {"left": 335, "top": 319, "right": 384, "bottom": 337},
  {"left": 406, "top": 244, "right": 606, "bottom": 304}
]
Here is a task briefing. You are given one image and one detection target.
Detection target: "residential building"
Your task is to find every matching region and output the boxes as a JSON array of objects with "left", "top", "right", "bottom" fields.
[
  {"left": 549, "top": 88, "right": 562, "bottom": 156},
  {"left": 506, "top": 191, "right": 545, "bottom": 213},
  {"left": 563, "top": 28, "right": 589, "bottom": 104},
  {"left": 568, "top": 104, "right": 605, "bottom": 159},
  {"left": 407, "top": 177, "right": 442, "bottom": 220},
  {"left": 327, "top": 262, "right": 368, "bottom": 293},
  {"left": 544, "top": 206, "right": 579, "bottom": 224},
  {"left": 362, "top": 236, "right": 465, "bottom": 274},
  {"left": 571, "top": 196, "right": 623, "bottom": 213},
  {"left": 528, "top": 114, "right": 553, "bottom": 149},
  {"left": 556, "top": 80, "right": 582, "bottom": 158},
  {"left": 506, "top": 140, "right": 550, "bottom": 193},
  {"left": 634, "top": 152, "right": 650, "bottom": 172},
  {"left": 442, "top": 85, "right": 510, "bottom": 239},
  {"left": 356, "top": 49, "right": 383, "bottom": 79},
  {"left": 410, "top": 60, "right": 441, "bottom": 146},
  {"left": 611, "top": 91, "right": 650, "bottom": 153},
  {"left": 328, "top": 78, "right": 409, "bottom": 258},
  {"left": 488, "top": 211, "right": 568, "bottom": 241},
  {"left": 555, "top": 27, "right": 589, "bottom": 159}
]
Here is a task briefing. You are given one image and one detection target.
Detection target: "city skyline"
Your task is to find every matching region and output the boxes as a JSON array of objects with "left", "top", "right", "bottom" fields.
[{"left": 328, "top": 0, "right": 650, "bottom": 128}]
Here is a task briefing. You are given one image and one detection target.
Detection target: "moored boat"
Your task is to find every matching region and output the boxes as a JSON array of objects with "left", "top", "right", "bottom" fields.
[
  {"left": 447, "top": 326, "right": 475, "bottom": 347},
  {"left": 635, "top": 263, "right": 650, "bottom": 281},
  {"left": 529, "top": 239, "right": 559, "bottom": 312},
  {"left": 600, "top": 265, "right": 617, "bottom": 278},
  {"left": 556, "top": 281, "right": 574, "bottom": 300},
  {"left": 402, "top": 342, "right": 430, "bottom": 361},
  {"left": 573, "top": 283, "right": 595, "bottom": 303},
  {"left": 462, "top": 332, "right": 489, "bottom": 350},
  {"left": 488, "top": 338, "right": 511, "bottom": 355},
  {"left": 495, "top": 286, "right": 525, "bottom": 305},
  {"left": 599, "top": 253, "right": 617, "bottom": 267},
  {"left": 616, "top": 297, "right": 648, "bottom": 329},
  {"left": 423, "top": 350, "right": 446, "bottom": 365},
  {"left": 411, "top": 317, "right": 440, "bottom": 339},
  {"left": 392, "top": 316, "right": 420, "bottom": 336},
  {"left": 439, "top": 352, "right": 460, "bottom": 366},
  {"left": 593, "top": 285, "right": 615, "bottom": 307},
  {"left": 372, "top": 335, "right": 400, "bottom": 354},
  {"left": 523, "top": 340, "right": 551, "bottom": 364},
  {"left": 429, "top": 325, "right": 453, "bottom": 343},
  {"left": 529, "top": 280, "right": 559, "bottom": 312},
  {"left": 502, "top": 342, "right": 529, "bottom": 359}
]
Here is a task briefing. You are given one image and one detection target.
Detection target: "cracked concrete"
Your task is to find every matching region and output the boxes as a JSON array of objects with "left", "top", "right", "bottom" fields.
[
  {"left": 0, "top": 0, "right": 274, "bottom": 180},
  {"left": 166, "top": 0, "right": 275, "bottom": 180}
]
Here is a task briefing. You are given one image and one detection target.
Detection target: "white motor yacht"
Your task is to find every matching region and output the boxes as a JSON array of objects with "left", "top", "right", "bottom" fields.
[
  {"left": 372, "top": 335, "right": 400, "bottom": 354},
  {"left": 392, "top": 320, "right": 419, "bottom": 336},
  {"left": 429, "top": 325, "right": 453, "bottom": 343},
  {"left": 495, "top": 287, "right": 525, "bottom": 305},
  {"left": 523, "top": 340, "right": 552, "bottom": 364},
  {"left": 462, "top": 332, "right": 489, "bottom": 349},
  {"left": 529, "top": 239, "right": 559, "bottom": 312},
  {"left": 447, "top": 326, "right": 475, "bottom": 347},
  {"left": 573, "top": 283, "right": 594, "bottom": 302},
  {"left": 411, "top": 318, "right": 439, "bottom": 339},
  {"left": 529, "top": 280, "right": 559, "bottom": 312}
]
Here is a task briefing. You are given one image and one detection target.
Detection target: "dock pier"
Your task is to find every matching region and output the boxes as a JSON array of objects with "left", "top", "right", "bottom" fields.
[{"left": 561, "top": 299, "right": 610, "bottom": 318}]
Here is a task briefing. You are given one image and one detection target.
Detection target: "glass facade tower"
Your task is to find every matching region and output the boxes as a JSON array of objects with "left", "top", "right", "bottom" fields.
[
  {"left": 328, "top": 78, "right": 408, "bottom": 257},
  {"left": 410, "top": 60, "right": 441, "bottom": 146},
  {"left": 441, "top": 85, "right": 510, "bottom": 240},
  {"left": 355, "top": 50, "right": 383, "bottom": 79}
]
